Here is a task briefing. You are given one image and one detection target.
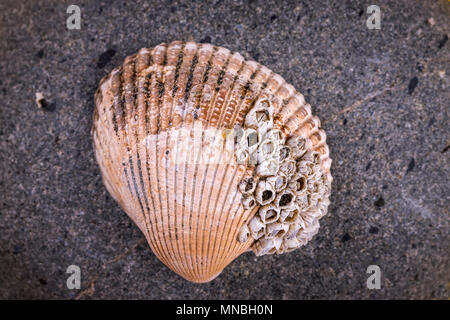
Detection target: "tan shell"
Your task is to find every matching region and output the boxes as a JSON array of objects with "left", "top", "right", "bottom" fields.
[{"left": 92, "top": 41, "right": 331, "bottom": 283}]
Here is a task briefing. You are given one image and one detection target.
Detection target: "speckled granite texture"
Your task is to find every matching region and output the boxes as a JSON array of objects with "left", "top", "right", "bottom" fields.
[{"left": 0, "top": 0, "right": 448, "bottom": 299}]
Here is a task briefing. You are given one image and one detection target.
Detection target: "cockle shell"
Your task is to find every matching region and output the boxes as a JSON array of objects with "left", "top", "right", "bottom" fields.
[{"left": 92, "top": 41, "right": 331, "bottom": 283}]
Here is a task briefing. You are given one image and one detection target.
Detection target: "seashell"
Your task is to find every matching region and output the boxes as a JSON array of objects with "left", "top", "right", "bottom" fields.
[{"left": 92, "top": 41, "right": 331, "bottom": 283}]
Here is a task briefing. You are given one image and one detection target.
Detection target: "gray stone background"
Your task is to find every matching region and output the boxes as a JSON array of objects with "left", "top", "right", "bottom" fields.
[{"left": 0, "top": 0, "right": 448, "bottom": 299}]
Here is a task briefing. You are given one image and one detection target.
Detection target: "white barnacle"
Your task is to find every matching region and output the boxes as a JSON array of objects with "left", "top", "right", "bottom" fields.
[
  {"left": 255, "top": 97, "right": 274, "bottom": 111},
  {"left": 255, "top": 179, "right": 276, "bottom": 205},
  {"left": 296, "top": 160, "right": 311, "bottom": 176},
  {"left": 289, "top": 172, "right": 308, "bottom": 194},
  {"left": 265, "top": 222, "right": 289, "bottom": 239},
  {"left": 245, "top": 128, "right": 260, "bottom": 154},
  {"left": 286, "top": 135, "right": 309, "bottom": 159},
  {"left": 298, "top": 164, "right": 311, "bottom": 179},
  {"left": 277, "top": 145, "right": 292, "bottom": 162},
  {"left": 278, "top": 158, "right": 296, "bottom": 177},
  {"left": 234, "top": 125, "right": 247, "bottom": 148},
  {"left": 266, "top": 174, "right": 288, "bottom": 193},
  {"left": 258, "top": 204, "right": 280, "bottom": 224},
  {"left": 270, "top": 237, "right": 283, "bottom": 254},
  {"left": 308, "top": 192, "right": 319, "bottom": 208},
  {"left": 263, "top": 129, "right": 285, "bottom": 146},
  {"left": 317, "top": 197, "right": 331, "bottom": 217},
  {"left": 305, "top": 207, "right": 322, "bottom": 219},
  {"left": 285, "top": 221, "right": 303, "bottom": 239},
  {"left": 300, "top": 211, "right": 317, "bottom": 228},
  {"left": 238, "top": 224, "right": 250, "bottom": 243},
  {"left": 253, "top": 238, "right": 275, "bottom": 256},
  {"left": 244, "top": 106, "right": 268, "bottom": 127},
  {"left": 308, "top": 164, "right": 322, "bottom": 181},
  {"left": 302, "top": 150, "right": 321, "bottom": 165},
  {"left": 238, "top": 177, "right": 257, "bottom": 194},
  {"left": 275, "top": 189, "right": 296, "bottom": 209},
  {"left": 248, "top": 215, "right": 265, "bottom": 240},
  {"left": 280, "top": 204, "right": 301, "bottom": 224},
  {"left": 235, "top": 147, "right": 249, "bottom": 164},
  {"left": 257, "top": 138, "right": 277, "bottom": 163},
  {"left": 296, "top": 218, "right": 320, "bottom": 243},
  {"left": 295, "top": 192, "right": 310, "bottom": 210},
  {"left": 244, "top": 101, "right": 273, "bottom": 135},
  {"left": 241, "top": 194, "right": 257, "bottom": 210},
  {"left": 317, "top": 204, "right": 329, "bottom": 219},
  {"left": 282, "top": 237, "right": 301, "bottom": 252},
  {"left": 256, "top": 158, "right": 278, "bottom": 177},
  {"left": 280, "top": 208, "right": 290, "bottom": 223},
  {"left": 307, "top": 180, "right": 321, "bottom": 194}
]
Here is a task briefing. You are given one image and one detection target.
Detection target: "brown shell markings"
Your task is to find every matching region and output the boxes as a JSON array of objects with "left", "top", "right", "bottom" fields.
[{"left": 92, "top": 41, "right": 332, "bottom": 283}]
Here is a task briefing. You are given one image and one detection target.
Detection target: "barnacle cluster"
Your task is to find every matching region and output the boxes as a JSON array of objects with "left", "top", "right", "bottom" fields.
[{"left": 236, "top": 96, "right": 331, "bottom": 256}]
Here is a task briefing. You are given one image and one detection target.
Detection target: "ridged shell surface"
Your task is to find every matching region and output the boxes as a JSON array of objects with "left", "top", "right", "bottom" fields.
[{"left": 92, "top": 41, "right": 331, "bottom": 283}]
